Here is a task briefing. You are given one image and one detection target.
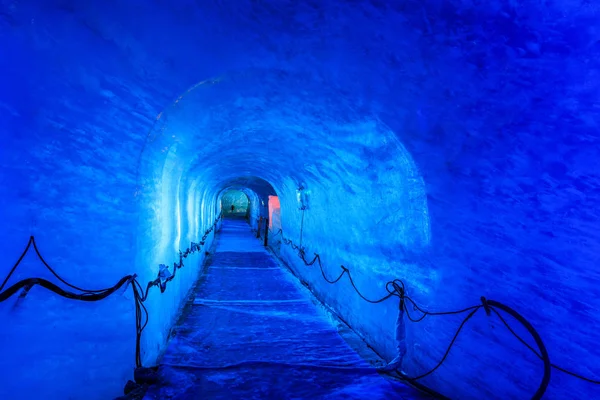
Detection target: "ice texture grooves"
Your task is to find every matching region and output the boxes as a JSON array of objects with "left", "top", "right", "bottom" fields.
[{"left": 143, "top": 219, "right": 425, "bottom": 400}]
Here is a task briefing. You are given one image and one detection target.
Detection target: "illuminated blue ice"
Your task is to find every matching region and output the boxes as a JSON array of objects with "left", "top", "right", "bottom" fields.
[{"left": 1, "top": 1, "right": 599, "bottom": 399}]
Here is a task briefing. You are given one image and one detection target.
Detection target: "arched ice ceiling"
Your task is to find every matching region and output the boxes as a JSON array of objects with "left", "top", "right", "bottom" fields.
[{"left": 135, "top": 69, "right": 430, "bottom": 267}]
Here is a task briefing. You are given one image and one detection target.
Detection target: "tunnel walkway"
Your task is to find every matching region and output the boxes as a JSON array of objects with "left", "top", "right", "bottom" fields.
[{"left": 143, "top": 218, "right": 426, "bottom": 400}]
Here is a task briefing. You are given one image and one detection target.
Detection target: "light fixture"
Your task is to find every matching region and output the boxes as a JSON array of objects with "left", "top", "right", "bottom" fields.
[{"left": 296, "top": 184, "right": 310, "bottom": 210}]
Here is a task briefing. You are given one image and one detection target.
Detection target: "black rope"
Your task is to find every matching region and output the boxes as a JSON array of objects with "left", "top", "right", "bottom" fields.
[
  {"left": 0, "top": 237, "right": 33, "bottom": 292},
  {"left": 0, "top": 236, "right": 117, "bottom": 294},
  {"left": 491, "top": 305, "right": 599, "bottom": 384},
  {"left": 295, "top": 247, "right": 396, "bottom": 303},
  {"left": 271, "top": 229, "right": 283, "bottom": 239},
  {"left": 0, "top": 212, "right": 223, "bottom": 370},
  {"left": 2, "top": 213, "right": 597, "bottom": 398},
  {"left": 396, "top": 306, "right": 481, "bottom": 381},
  {"left": 269, "top": 228, "right": 599, "bottom": 398},
  {"left": 486, "top": 300, "right": 551, "bottom": 400},
  {"left": 395, "top": 300, "right": 551, "bottom": 400},
  {"left": 0, "top": 275, "right": 134, "bottom": 303},
  {"left": 130, "top": 213, "right": 222, "bottom": 366}
]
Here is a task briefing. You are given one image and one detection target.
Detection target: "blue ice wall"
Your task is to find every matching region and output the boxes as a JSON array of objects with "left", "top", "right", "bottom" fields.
[{"left": 1, "top": 1, "right": 599, "bottom": 399}]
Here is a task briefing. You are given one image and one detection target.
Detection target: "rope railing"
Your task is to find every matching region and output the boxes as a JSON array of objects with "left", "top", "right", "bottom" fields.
[
  {"left": 0, "top": 213, "right": 223, "bottom": 395},
  {"left": 263, "top": 227, "right": 599, "bottom": 400},
  {"left": 3, "top": 214, "right": 597, "bottom": 399},
  {"left": 130, "top": 213, "right": 222, "bottom": 368}
]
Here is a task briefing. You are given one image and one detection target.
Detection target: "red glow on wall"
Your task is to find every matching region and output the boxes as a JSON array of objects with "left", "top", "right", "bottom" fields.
[{"left": 268, "top": 196, "right": 280, "bottom": 228}]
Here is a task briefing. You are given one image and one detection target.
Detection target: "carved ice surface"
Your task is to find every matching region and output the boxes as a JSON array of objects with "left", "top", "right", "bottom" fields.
[{"left": 0, "top": 1, "right": 598, "bottom": 399}]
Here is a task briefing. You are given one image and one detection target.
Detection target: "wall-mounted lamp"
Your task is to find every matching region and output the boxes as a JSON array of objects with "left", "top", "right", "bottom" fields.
[{"left": 296, "top": 185, "right": 310, "bottom": 210}]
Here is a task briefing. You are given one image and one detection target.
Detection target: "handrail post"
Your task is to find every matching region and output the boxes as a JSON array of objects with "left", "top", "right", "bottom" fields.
[
  {"left": 257, "top": 216, "right": 262, "bottom": 238},
  {"left": 264, "top": 218, "right": 269, "bottom": 247}
]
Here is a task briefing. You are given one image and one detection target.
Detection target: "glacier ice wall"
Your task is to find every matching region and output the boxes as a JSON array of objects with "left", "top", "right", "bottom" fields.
[{"left": 0, "top": 1, "right": 599, "bottom": 399}]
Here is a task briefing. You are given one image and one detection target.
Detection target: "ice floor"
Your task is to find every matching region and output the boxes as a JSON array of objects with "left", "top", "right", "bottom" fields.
[{"left": 143, "top": 218, "right": 428, "bottom": 400}]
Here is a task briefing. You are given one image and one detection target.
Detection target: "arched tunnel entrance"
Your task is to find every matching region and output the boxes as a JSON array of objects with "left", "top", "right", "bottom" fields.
[
  {"left": 126, "top": 70, "right": 434, "bottom": 398},
  {"left": 214, "top": 175, "right": 282, "bottom": 230},
  {"left": 220, "top": 189, "right": 250, "bottom": 217}
]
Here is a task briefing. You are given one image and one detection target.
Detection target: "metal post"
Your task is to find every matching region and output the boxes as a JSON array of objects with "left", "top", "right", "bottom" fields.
[
  {"left": 257, "top": 216, "right": 262, "bottom": 238},
  {"left": 264, "top": 218, "right": 269, "bottom": 247}
]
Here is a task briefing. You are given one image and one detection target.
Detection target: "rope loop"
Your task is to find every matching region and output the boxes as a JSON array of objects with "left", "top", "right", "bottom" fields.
[
  {"left": 1, "top": 213, "right": 597, "bottom": 399},
  {"left": 480, "top": 296, "right": 491, "bottom": 316},
  {"left": 0, "top": 212, "right": 223, "bottom": 369},
  {"left": 266, "top": 227, "right": 597, "bottom": 398}
]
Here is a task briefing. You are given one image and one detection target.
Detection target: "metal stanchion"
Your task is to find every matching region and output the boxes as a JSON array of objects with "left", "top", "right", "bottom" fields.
[
  {"left": 264, "top": 218, "right": 269, "bottom": 247},
  {"left": 256, "top": 216, "right": 262, "bottom": 238}
]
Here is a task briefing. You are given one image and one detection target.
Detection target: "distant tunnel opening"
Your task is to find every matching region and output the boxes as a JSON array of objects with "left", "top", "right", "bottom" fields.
[
  {"left": 214, "top": 177, "right": 280, "bottom": 235},
  {"left": 221, "top": 189, "right": 250, "bottom": 218}
]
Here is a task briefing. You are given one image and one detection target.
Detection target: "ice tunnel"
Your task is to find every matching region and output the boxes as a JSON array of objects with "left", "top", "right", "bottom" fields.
[{"left": 1, "top": 1, "right": 599, "bottom": 399}]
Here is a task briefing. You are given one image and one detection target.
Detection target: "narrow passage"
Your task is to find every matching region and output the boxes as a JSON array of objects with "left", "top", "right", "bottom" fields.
[{"left": 144, "top": 218, "right": 427, "bottom": 399}]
